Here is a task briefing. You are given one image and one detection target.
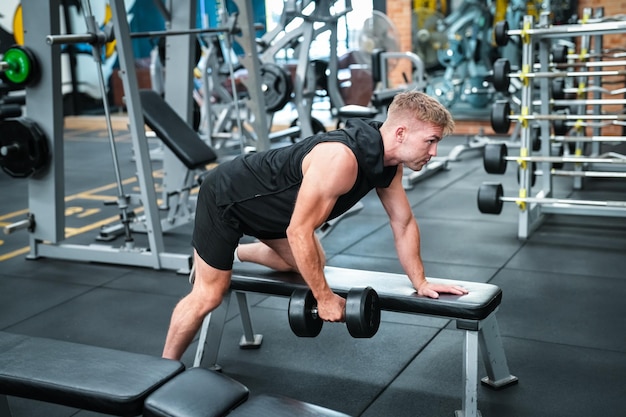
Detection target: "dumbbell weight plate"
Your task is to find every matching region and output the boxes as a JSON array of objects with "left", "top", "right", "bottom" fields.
[
  {"left": 483, "top": 143, "right": 508, "bottom": 174},
  {"left": 345, "top": 287, "right": 380, "bottom": 338},
  {"left": 494, "top": 21, "right": 509, "bottom": 47},
  {"left": 477, "top": 182, "right": 504, "bottom": 214},
  {"left": 288, "top": 288, "right": 323, "bottom": 337},
  {"left": 552, "top": 44, "right": 569, "bottom": 64},
  {"left": 492, "top": 58, "right": 511, "bottom": 93},
  {"left": 491, "top": 100, "right": 511, "bottom": 134}
]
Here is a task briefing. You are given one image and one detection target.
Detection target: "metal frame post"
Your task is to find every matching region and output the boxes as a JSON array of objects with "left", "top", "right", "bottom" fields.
[{"left": 24, "top": 0, "right": 65, "bottom": 252}]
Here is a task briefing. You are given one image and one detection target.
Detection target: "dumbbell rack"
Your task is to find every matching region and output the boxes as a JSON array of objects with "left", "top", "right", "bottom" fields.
[{"left": 487, "top": 10, "right": 626, "bottom": 239}]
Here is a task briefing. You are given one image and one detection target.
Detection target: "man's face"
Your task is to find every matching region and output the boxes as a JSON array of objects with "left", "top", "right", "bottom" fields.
[{"left": 398, "top": 122, "right": 442, "bottom": 171}]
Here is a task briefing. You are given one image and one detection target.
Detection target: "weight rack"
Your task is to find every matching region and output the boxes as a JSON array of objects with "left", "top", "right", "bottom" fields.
[{"left": 486, "top": 9, "right": 626, "bottom": 239}]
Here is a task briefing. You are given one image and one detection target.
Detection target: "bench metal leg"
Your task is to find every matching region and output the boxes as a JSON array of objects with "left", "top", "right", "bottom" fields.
[
  {"left": 235, "top": 291, "right": 263, "bottom": 349},
  {"left": 193, "top": 292, "right": 231, "bottom": 370},
  {"left": 479, "top": 314, "right": 519, "bottom": 389},
  {"left": 0, "top": 394, "right": 12, "bottom": 417},
  {"left": 455, "top": 329, "right": 481, "bottom": 417},
  {"left": 455, "top": 313, "right": 517, "bottom": 417}
]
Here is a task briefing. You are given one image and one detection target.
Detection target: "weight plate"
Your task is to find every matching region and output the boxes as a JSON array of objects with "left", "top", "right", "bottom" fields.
[
  {"left": 552, "top": 117, "right": 569, "bottom": 136},
  {"left": 483, "top": 143, "right": 508, "bottom": 174},
  {"left": 490, "top": 100, "right": 511, "bottom": 134},
  {"left": 0, "top": 45, "right": 39, "bottom": 87},
  {"left": 492, "top": 58, "right": 511, "bottom": 93},
  {"left": 551, "top": 78, "right": 565, "bottom": 100},
  {"left": 345, "top": 287, "right": 380, "bottom": 338},
  {"left": 0, "top": 118, "right": 49, "bottom": 178},
  {"left": 260, "top": 63, "right": 293, "bottom": 112},
  {"left": 477, "top": 182, "right": 504, "bottom": 214},
  {"left": 288, "top": 288, "right": 322, "bottom": 337},
  {"left": 289, "top": 117, "right": 326, "bottom": 142},
  {"left": 552, "top": 44, "right": 568, "bottom": 64},
  {"left": 494, "top": 21, "right": 509, "bottom": 47}
]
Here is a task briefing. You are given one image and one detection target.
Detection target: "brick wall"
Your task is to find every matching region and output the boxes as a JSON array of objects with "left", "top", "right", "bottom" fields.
[{"left": 385, "top": 0, "right": 413, "bottom": 87}]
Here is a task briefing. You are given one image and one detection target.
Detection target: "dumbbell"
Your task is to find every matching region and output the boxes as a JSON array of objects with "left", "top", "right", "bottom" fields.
[{"left": 288, "top": 287, "right": 380, "bottom": 338}]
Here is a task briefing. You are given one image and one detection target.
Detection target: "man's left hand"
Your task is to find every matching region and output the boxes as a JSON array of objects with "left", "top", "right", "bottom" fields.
[{"left": 417, "top": 281, "right": 469, "bottom": 299}]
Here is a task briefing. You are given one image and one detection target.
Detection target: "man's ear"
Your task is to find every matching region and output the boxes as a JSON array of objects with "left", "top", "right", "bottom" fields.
[{"left": 396, "top": 126, "right": 406, "bottom": 143}]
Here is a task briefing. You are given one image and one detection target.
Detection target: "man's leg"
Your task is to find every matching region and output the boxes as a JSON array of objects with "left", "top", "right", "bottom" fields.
[
  {"left": 162, "top": 250, "right": 232, "bottom": 360},
  {"left": 236, "top": 237, "right": 325, "bottom": 272}
]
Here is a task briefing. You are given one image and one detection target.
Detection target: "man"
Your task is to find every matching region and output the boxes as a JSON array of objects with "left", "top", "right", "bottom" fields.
[{"left": 162, "top": 90, "right": 468, "bottom": 360}]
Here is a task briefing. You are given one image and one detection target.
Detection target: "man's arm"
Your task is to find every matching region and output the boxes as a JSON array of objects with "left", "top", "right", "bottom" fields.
[
  {"left": 286, "top": 142, "right": 358, "bottom": 321},
  {"left": 376, "top": 165, "right": 468, "bottom": 298}
]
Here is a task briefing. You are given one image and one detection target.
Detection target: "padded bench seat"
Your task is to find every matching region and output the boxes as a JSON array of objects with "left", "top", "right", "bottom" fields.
[
  {"left": 0, "top": 332, "right": 352, "bottom": 417},
  {"left": 230, "top": 264, "right": 502, "bottom": 321},
  {"left": 0, "top": 331, "right": 184, "bottom": 416}
]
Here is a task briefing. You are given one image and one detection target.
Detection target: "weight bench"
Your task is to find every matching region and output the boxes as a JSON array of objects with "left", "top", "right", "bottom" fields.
[
  {"left": 194, "top": 264, "right": 518, "bottom": 417},
  {"left": 0, "top": 331, "right": 351, "bottom": 417}
]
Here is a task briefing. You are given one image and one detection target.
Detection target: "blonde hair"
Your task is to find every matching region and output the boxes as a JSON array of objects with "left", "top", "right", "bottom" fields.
[{"left": 386, "top": 90, "right": 455, "bottom": 136}]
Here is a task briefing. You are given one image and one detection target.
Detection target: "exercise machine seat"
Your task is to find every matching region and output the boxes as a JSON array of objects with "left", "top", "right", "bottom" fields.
[{"left": 139, "top": 89, "right": 217, "bottom": 170}]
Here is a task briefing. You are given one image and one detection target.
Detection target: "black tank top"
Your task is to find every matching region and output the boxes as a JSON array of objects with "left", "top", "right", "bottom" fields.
[{"left": 212, "top": 119, "right": 398, "bottom": 239}]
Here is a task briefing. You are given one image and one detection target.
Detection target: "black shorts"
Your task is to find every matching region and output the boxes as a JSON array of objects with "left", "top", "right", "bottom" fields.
[{"left": 192, "top": 173, "right": 243, "bottom": 271}]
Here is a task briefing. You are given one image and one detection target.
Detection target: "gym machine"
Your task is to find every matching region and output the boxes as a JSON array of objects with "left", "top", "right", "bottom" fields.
[{"left": 0, "top": 0, "right": 246, "bottom": 272}]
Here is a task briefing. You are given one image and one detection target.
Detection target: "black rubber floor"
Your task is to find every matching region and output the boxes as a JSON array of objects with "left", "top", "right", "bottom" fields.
[{"left": 1, "top": 121, "right": 625, "bottom": 417}]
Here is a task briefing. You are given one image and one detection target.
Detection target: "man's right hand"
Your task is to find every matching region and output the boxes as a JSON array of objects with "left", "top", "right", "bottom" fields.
[{"left": 316, "top": 292, "right": 346, "bottom": 322}]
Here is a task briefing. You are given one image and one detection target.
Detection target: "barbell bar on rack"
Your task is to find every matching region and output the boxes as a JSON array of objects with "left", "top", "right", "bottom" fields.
[
  {"left": 494, "top": 19, "right": 626, "bottom": 47},
  {"left": 490, "top": 100, "right": 626, "bottom": 134},
  {"left": 46, "top": 15, "right": 263, "bottom": 46},
  {"left": 552, "top": 78, "right": 626, "bottom": 100},
  {"left": 477, "top": 182, "right": 626, "bottom": 214},
  {"left": 483, "top": 142, "right": 626, "bottom": 174},
  {"left": 492, "top": 58, "right": 626, "bottom": 93}
]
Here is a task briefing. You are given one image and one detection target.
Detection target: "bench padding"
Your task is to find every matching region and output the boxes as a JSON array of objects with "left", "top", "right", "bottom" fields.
[
  {"left": 231, "top": 265, "right": 501, "bottom": 321},
  {"left": 0, "top": 332, "right": 184, "bottom": 416},
  {"left": 143, "top": 368, "right": 248, "bottom": 417},
  {"left": 139, "top": 89, "right": 217, "bottom": 170}
]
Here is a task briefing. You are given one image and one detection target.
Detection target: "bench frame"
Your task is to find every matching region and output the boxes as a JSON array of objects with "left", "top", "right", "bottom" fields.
[{"left": 193, "top": 267, "right": 518, "bottom": 417}]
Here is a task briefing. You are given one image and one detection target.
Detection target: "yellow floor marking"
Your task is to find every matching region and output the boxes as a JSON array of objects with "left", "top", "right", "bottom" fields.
[{"left": 0, "top": 168, "right": 166, "bottom": 261}]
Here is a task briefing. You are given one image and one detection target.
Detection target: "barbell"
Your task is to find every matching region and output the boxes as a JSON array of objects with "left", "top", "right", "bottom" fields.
[
  {"left": 490, "top": 100, "right": 626, "bottom": 134},
  {"left": 477, "top": 182, "right": 626, "bottom": 214},
  {"left": 483, "top": 142, "right": 626, "bottom": 175},
  {"left": 0, "top": 45, "right": 39, "bottom": 87},
  {"left": 494, "top": 19, "right": 626, "bottom": 47},
  {"left": 492, "top": 58, "right": 626, "bottom": 93},
  {"left": 551, "top": 78, "right": 626, "bottom": 100}
]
